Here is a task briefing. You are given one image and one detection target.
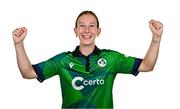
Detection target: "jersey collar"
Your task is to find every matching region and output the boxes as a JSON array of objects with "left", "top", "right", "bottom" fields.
[{"left": 72, "top": 45, "right": 100, "bottom": 57}]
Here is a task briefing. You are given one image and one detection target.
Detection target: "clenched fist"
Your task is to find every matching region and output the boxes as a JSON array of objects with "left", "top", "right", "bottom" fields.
[
  {"left": 149, "top": 19, "right": 163, "bottom": 42},
  {"left": 12, "top": 27, "right": 27, "bottom": 44}
]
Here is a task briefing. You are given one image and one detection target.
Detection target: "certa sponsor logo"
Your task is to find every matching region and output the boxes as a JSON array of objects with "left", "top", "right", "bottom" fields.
[{"left": 72, "top": 77, "right": 104, "bottom": 90}]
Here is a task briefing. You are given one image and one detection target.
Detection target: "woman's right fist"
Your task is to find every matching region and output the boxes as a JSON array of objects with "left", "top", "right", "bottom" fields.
[{"left": 12, "top": 27, "right": 27, "bottom": 44}]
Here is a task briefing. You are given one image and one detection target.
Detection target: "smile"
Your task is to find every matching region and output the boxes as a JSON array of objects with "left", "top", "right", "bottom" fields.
[{"left": 81, "top": 35, "right": 92, "bottom": 39}]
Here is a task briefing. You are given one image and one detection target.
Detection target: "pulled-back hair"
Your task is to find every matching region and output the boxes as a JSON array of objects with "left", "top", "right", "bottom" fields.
[{"left": 75, "top": 10, "right": 99, "bottom": 28}]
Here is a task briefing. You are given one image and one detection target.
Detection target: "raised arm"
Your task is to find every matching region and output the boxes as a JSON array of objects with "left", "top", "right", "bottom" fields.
[
  {"left": 138, "top": 19, "right": 163, "bottom": 72},
  {"left": 13, "top": 27, "right": 37, "bottom": 79}
]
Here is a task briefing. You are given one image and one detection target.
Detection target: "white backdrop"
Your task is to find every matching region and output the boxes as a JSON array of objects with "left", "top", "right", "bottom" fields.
[{"left": 0, "top": 0, "right": 180, "bottom": 109}]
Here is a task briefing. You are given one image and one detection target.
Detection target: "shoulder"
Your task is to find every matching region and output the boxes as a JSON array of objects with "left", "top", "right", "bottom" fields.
[
  {"left": 51, "top": 51, "right": 72, "bottom": 61},
  {"left": 99, "top": 49, "right": 123, "bottom": 56}
]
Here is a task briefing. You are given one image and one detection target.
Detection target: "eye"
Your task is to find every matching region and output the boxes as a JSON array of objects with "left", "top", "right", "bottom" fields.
[
  {"left": 79, "top": 24, "right": 85, "bottom": 27},
  {"left": 89, "top": 24, "right": 95, "bottom": 27}
]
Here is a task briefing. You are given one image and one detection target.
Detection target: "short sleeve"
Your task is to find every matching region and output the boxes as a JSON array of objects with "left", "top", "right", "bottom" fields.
[
  {"left": 113, "top": 51, "right": 142, "bottom": 76},
  {"left": 32, "top": 52, "right": 66, "bottom": 82}
]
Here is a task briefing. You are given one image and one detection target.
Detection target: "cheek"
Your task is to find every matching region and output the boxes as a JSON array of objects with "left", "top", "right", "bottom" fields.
[
  {"left": 78, "top": 28, "right": 85, "bottom": 34},
  {"left": 91, "top": 29, "right": 98, "bottom": 35},
  {"left": 79, "top": 29, "right": 84, "bottom": 33},
  {"left": 75, "top": 29, "right": 82, "bottom": 36}
]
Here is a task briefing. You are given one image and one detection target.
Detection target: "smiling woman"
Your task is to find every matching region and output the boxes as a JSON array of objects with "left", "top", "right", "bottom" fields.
[
  {"left": 12, "top": 10, "right": 163, "bottom": 109},
  {"left": 74, "top": 11, "right": 101, "bottom": 56}
]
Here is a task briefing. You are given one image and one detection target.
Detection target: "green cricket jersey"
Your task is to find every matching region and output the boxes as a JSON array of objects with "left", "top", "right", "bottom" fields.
[{"left": 33, "top": 46, "right": 142, "bottom": 109}]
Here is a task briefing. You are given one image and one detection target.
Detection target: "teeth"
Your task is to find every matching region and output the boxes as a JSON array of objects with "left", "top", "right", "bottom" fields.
[{"left": 82, "top": 35, "right": 91, "bottom": 38}]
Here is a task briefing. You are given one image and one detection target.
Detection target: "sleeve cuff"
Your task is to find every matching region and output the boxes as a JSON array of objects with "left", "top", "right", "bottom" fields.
[
  {"left": 132, "top": 58, "right": 143, "bottom": 76},
  {"left": 32, "top": 65, "right": 45, "bottom": 82}
]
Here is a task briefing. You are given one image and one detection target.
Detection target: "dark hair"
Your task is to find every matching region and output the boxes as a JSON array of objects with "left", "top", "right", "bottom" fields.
[{"left": 75, "top": 10, "right": 99, "bottom": 28}]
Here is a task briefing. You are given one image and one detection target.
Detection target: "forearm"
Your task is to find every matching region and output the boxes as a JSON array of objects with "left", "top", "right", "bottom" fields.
[
  {"left": 15, "top": 42, "right": 36, "bottom": 79},
  {"left": 139, "top": 35, "right": 161, "bottom": 72}
]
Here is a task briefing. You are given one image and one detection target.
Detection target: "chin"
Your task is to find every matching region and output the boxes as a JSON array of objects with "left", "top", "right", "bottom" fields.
[
  {"left": 81, "top": 42, "right": 94, "bottom": 46},
  {"left": 79, "top": 37, "right": 95, "bottom": 46}
]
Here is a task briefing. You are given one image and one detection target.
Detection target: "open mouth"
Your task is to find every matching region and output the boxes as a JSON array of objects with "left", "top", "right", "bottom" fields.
[{"left": 81, "top": 35, "right": 92, "bottom": 39}]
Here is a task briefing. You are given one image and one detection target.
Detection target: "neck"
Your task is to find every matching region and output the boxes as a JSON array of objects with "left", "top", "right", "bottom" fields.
[{"left": 79, "top": 44, "right": 95, "bottom": 56}]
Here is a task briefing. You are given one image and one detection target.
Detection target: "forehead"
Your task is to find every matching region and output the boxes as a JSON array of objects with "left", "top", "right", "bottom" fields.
[{"left": 77, "top": 14, "right": 97, "bottom": 24}]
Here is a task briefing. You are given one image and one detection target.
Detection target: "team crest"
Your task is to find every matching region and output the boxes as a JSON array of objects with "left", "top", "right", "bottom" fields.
[{"left": 97, "top": 58, "right": 107, "bottom": 67}]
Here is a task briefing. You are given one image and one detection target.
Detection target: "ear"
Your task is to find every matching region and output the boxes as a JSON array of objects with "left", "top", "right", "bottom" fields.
[
  {"left": 97, "top": 28, "right": 101, "bottom": 37},
  {"left": 74, "top": 28, "right": 78, "bottom": 37}
]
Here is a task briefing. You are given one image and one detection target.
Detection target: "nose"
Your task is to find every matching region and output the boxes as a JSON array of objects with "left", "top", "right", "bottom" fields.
[{"left": 84, "top": 26, "right": 90, "bottom": 33}]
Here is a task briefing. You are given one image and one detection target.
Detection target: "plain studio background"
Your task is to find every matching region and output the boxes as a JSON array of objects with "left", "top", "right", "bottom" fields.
[{"left": 0, "top": 0, "right": 179, "bottom": 109}]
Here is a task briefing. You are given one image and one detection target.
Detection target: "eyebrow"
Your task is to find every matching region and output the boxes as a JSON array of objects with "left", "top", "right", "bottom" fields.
[
  {"left": 78, "top": 22, "right": 96, "bottom": 25},
  {"left": 79, "top": 22, "right": 85, "bottom": 24}
]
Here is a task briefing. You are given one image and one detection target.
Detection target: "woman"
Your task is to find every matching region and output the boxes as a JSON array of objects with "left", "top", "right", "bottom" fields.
[{"left": 13, "top": 10, "right": 163, "bottom": 108}]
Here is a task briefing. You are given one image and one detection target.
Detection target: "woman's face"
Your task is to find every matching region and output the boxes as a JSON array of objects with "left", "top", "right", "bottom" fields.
[{"left": 74, "top": 14, "right": 101, "bottom": 46}]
